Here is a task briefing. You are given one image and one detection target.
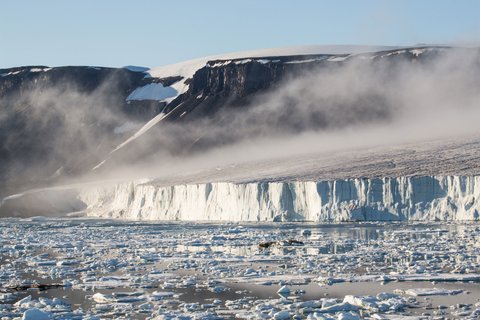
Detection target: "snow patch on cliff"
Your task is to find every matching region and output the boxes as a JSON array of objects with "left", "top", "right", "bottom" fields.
[{"left": 126, "top": 83, "right": 178, "bottom": 102}]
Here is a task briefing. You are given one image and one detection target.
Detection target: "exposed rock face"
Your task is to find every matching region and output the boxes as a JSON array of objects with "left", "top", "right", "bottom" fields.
[
  {"left": 104, "top": 47, "right": 455, "bottom": 163},
  {"left": 163, "top": 48, "right": 446, "bottom": 119}
]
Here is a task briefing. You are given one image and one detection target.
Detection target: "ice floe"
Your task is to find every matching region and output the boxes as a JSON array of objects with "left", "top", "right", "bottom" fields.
[{"left": 0, "top": 219, "right": 479, "bottom": 318}]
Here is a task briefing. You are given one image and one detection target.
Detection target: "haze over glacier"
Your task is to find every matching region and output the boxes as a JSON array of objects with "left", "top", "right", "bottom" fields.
[{"left": 2, "top": 45, "right": 480, "bottom": 221}]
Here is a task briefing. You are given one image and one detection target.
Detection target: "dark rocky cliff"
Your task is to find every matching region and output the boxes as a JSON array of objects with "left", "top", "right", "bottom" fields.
[{"left": 164, "top": 55, "right": 340, "bottom": 119}]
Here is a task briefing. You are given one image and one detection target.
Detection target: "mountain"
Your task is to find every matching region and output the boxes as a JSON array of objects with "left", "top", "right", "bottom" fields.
[
  {"left": 0, "top": 65, "right": 164, "bottom": 195},
  {"left": 1, "top": 45, "right": 480, "bottom": 219}
]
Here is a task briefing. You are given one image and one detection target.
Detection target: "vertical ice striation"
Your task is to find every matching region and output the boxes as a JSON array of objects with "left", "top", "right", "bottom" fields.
[{"left": 78, "top": 176, "right": 480, "bottom": 221}]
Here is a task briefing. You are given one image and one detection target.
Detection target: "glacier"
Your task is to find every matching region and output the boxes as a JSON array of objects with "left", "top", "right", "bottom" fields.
[{"left": 76, "top": 175, "right": 480, "bottom": 221}]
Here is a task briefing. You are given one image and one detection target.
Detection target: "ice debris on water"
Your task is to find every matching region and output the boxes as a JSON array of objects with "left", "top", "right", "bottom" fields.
[
  {"left": 0, "top": 219, "right": 480, "bottom": 318},
  {"left": 22, "top": 308, "right": 52, "bottom": 320}
]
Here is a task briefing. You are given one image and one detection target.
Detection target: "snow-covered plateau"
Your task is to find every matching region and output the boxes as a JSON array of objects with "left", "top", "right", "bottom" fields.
[{"left": 78, "top": 175, "right": 480, "bottom": 221}]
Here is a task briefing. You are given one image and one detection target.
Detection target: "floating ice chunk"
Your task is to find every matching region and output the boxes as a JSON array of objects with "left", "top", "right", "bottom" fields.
[
  {"left": 14, "top": 295, "right": 32, "bottom": 307},
  {"left": 181, "top": 276, "right": 197, "bottom": 287},
  {"left": 318, "top": 302, "right": 359, "bottom": 313},
  {"left": 244, "top": 268, "right": 258, "bottom": 276},
  {"left": 277, "top": 285, "right": 291, "bottom": 295},
  {"left": 183, "top": 302, "right": 200, "bottom": 312},
  {"left": 295, "top": 300, "right": 322, "bottom": 308},
  {"left": 343, "top": 295, "right": 380, "bottom": 311},
  {"left": 210, "top": 286, "right": 228, "bottom": 293},
  {"left": 322, "top": 298, "right": 340, "bottom": 309},
  {"left": 151, "top": 291, "right": 175, "bottom": 300},
  {"left": 39, "top": 297, "right": 55, "bottom": 307},
  {"left": 139, "top": 302, "right": 153, "bottom": 311},
  {"left": 92, "top": 293, "right": 112, "bottom": 303},
  {"left": 227, "top": 226, "right": 246, "bottom": 234},
  {"left": 318, "top": 273, "right": 480, "bottom": 284},
  {"left": 92, "top": 292, "right": 146, "bottom": 303},
  {"left": 376, "top": 292, "right": 400, "bottom": 300},
  {"left": 62, "top": 279, "right": 73, "bottom": 287},
  {"left": 33, "top": 260, "right": 56, "bottom": 266},
  {"left": 81, "top": 275, "right": 131, "bottom": 289},
  {"left": 404, "top": 288, "right": 463, "bottom": 296},
  {"left": 372, "top": 314, "right": 425, "bottom": 319},
  {"left": 337, "top": 312, "right": 361, "bottom": 320},
  {"left": 273, "top": 310, "right": 290, "bottom": 320},
  {"left": 22, "top": 308, "right": 52, "bottom": 320},
  {"left": 56, "top": 260, "right": 79, "bottom": 266},
  {"left": 0, "top": 292, "right": 15, "bottom": 302}
]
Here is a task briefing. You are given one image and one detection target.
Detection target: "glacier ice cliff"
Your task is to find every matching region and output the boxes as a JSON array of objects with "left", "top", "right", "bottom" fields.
[{"left": 77, "top": 176, "right": 480, "bottom": 221}]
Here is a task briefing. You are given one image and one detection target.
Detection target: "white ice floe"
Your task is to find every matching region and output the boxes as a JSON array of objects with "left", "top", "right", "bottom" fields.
[
  {"left": 1, "top": 219, "right": 479, "bottom": 319},
  {"left": 92, "top": 292, "right": 146, "bottom": 303},
  {"left": 276, "top": 285, "right": 291, "bottom": 295},
  {"left": 317, "top": 302, "right": 359, "bottom": 313},
  {"left": 151, "top": 291, "right": 175, "bottom": 300},
  {"left": 273, "top": 310, "right": 290, "bottom": 320},
  {"left": 316, "top": 273, "right": 480, "bottom": 284},
  {"left": 404, "top": 288, "right": 463, "bottom": 296},
  {"left": 22, "top": 308, "right": 52, "bottom": 320}
]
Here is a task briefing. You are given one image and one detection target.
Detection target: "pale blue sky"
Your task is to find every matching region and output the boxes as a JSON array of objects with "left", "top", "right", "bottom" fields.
[{"left": 1, "top": 0, "right": 479, "bottom": 68}]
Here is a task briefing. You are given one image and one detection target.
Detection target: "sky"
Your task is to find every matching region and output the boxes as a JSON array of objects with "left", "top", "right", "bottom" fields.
[{"left": 1, "top": 0, "right": 479, "bottom": 68}]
